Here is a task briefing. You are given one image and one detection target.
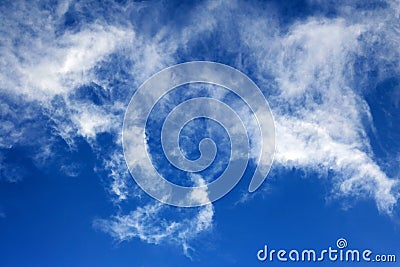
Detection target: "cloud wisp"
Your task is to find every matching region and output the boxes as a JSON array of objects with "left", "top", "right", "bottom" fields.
[{"left": 0, "top": 0, "right": 399, "bottom": 257}]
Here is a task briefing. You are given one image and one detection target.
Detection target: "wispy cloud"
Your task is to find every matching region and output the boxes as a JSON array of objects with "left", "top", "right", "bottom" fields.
[
  {"left": 233, "top": 0, "right": 400, "bottom": 213},
  {"left": 0, "top": 0, "right": 399, "bottom": 258},
  {"left": 0, "top": 0, "right": 216, "bottom": 255},
  {"left": 94, "top": 198, "right": 214, "bottom": 258}
]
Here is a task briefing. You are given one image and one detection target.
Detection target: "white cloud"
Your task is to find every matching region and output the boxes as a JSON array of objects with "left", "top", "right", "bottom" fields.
[
  {"left": 60, "top": 162, "right": 81, "bottom": 177},
  {"left": 94, "top": 201, "right": 214, "bottom": 258},
  {"left": 243, "top": 12, "right": 399, "bottom": 213},
  {"left": 0, "top": 0, "right": 216, "bottom": 255},
  {"left": 94, "top": 172, "right": 214, "bottom": 257},
  {"left": 1, "top": 12, "right": 134, "bottom": 102},
  {"left": 71, "top": 104, "right": 120, "bottom": 139},
  {"left": 274, "top": 18, "right": 364, "bottom": 99},
  {"left": 1, "top": 0, "right": 399, "bottom": 258},
  {"left": 189, "top": 174, "right": 211, "bottom": 205},
  {"left": 99, "top": 149, "right": 140, "bottom": 202}
]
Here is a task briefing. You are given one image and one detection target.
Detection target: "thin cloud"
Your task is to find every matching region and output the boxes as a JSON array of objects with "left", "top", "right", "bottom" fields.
[
  {"left": 0, "top": 0, "right": 216, "bottom": 255},
  {"left": 235, "top": 1, "right": 399, "bottom": 214},
  {"left": 0, "top": 0, "right": 399, "bottom": 259},
  {"left": 94, "top": 198, "right": 214, "bottom": 258}
]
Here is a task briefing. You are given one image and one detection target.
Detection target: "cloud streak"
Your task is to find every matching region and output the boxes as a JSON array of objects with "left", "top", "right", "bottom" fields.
[
  {"left": 94, "top": 188, "right": 214, "bottom": 257},
  {"left": 0, "top": 0, "right": 399, "bottom": 257}
]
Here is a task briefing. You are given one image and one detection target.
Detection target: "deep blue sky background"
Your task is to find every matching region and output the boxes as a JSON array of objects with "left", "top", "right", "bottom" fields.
[{"left": 0, "top": 0, "right": 399, "bottom": 266}]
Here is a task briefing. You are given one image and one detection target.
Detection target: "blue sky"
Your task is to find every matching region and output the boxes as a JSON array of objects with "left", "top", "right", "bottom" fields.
[{"left": 0, "top": 0, "right": 399, "bottom": 266}]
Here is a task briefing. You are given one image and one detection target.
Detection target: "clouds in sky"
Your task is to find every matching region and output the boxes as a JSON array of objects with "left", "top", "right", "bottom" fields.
[
  {"left": 94, "top": 180, "right": 214, "bottom": 258},
  {"left": 269, "top": 6, "right": 399, "bottom": 214},
  {"left": 268, "top": 18, "right": 398, "bottom": 213},
  {"left": 0, "top": 0, "right": 399, "bottom": 256}
]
